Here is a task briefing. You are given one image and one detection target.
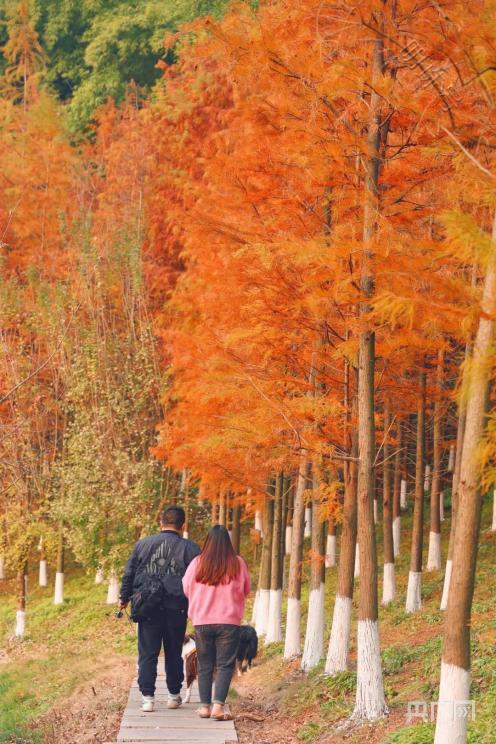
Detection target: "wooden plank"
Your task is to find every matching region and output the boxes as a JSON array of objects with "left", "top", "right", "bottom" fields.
[
  {"left": 120, "top": 717, "right": 236, "bottom": 729},
  {"left": 118, "top": 732, "right": 232, "bottom": 742},
  {"left": 122, "top": 713, "right": 234, "bottom": 729},
  {"left": 116, "top": 680, "right": 238, "bottom": 743}
]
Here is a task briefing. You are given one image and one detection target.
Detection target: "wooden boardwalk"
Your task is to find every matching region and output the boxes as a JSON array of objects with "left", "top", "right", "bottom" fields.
[{"left": 113, "top": 673, "right": 238, "bottom": 744}]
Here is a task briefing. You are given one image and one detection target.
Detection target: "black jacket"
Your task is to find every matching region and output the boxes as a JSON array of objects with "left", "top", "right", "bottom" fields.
[{"left": 120, "top": 530, "right": 201, "bottom": 610}]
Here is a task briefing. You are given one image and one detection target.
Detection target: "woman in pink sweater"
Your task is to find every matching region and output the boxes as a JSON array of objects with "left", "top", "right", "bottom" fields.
[{"left": 182, "top": 524, "right": 250, "bottom": 720}]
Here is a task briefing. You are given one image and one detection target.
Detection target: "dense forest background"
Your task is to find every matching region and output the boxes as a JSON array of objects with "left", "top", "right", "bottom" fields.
[
  {"left": 0, "top": 0, "right": 229, "bottom": 129},
  {"left": 1, "top": 1, "right": 495, "bottom": 743}
]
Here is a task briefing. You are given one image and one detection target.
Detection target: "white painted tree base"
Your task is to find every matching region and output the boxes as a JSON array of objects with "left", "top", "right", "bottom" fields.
[
  {"left": 434, "top": 662, "right": 470, "bottom": 744},
  {"left": 382, "top": 563, "right": 396, "bottom": 605},
  {"left": 400, "top": 479, "right": 407, "bottom": 509},
  {"left": 265, "top": 588, "right": 282, "bottom": 644},
  {"left": 301, "top": 583, "right": 325, "bottom": 671},
  {"left": 440, "top": 559, "right": 452, "bottom": 611},
  {"left": 447, "top": 444, "right": 455, "bottom": 473},
  {"left": 283, "top": 597, "right": 301, "bottom": 659},
  {"left": 424, "top": 464, "right": 431, "bottom": 493},
  {"left": 354, "top": 544, "right": 360, "bottom": 578},
  {"left": 54, "top": 572, "right": 64, "bottom": 605},
  {"left": 492, "top": 489, "right": 496, "bottom": 531},
  {"left": 405, "top": 571, "right": 422, "bottom": 613},
  {"left": 95, "top": 568, "right": 104, "bottom": 584},
  {"left": 39, "top": 560, "right": 48, "bottom": 587},
  {"left": 285, "top": 525, "right": 293, "bottom": 555},
  {"left": 254, "top": 510, "right": 263, "bottom": 535},
  {"left": 106, "top": 576, "right": 120, "bottom": 604},
  {"left": 325, "top": 595, "right": 352, "bottom": 675},
  {"left": 427, "top": 531, "right": 442, "bottom": 571},
  {"left": 0, "top": 556, "right": 5, "bottom": 580},
  {"left": 325, "top": 534, "right": 336, "bottom": 568},
  {"left": 393, "top": 517, "right": 401, "bottom": 558},
  {"left": 304, "top": 507, "right": 312, "bottom": 538},
  {"left": 15, "top": 609, "right": 26, "bottom": 638},
  {"left": 255, "top": 588, "right": 270, "bottom": 637},
  {"left": 352, "top": 620, "right": 387, "bottom": 720}
]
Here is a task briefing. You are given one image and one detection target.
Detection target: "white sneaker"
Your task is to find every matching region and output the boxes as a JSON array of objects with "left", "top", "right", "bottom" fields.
[
  {"left": 141, "top": 695, "right": 154, "bottom": 712},
  {"left": 167, "top": 693, "right": 182, "bottom": 709}
]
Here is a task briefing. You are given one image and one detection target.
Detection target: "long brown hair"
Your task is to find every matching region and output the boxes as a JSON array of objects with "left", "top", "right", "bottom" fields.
[{"left": 195, "top": 525, "right": 240, "bottom": 586}]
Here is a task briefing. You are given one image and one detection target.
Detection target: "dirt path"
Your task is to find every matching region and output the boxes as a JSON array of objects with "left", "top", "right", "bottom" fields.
[{"left": 35, "top": 657, "right": 135, "bottom": 744}]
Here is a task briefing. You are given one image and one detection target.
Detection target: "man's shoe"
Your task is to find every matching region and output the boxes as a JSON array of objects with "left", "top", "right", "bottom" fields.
[
  {"left": 167, "top": 693, "right": 182, "bottom": 709},
  {"left": 141, "top": 695, "right": 155, "bottom": 712}
]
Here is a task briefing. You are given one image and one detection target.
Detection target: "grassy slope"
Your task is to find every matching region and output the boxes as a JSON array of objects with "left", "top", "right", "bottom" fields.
[
  {"left": 0, "top": 570, "right": 136, "bottom": 743},
  {"left": 0, "top": 498, "right": 494, "bottom": 743},
  {"left": 239, "top": 495, "right": 495, "bottom": 743}
]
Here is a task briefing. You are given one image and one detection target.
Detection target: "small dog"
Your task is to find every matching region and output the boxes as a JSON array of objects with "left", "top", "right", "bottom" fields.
[
  {"left": 182, "top": 634, "right": 198, "bottom": 703},
  {"left": 236, "top": 625, "right": 258, "bottom": 677},
  {"left": 181, "top": 626, "right": 259, "bottom": 701}
]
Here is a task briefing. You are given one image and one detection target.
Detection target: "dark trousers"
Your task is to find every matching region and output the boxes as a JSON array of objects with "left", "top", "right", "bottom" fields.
[
  {"left": 194, "top": 624, "right": 240, "bottom": 705},
  {"left": 137, "top": 608, "right": 187, "bottom": 696}
]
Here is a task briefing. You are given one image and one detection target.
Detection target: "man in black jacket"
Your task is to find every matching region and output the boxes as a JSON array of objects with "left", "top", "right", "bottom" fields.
[{"left": 119, "top": 505, "right": 201, "bottom": 712}]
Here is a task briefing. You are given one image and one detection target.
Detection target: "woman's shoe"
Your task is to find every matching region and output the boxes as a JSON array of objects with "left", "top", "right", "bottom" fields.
[
  {"left": 196, "top": 706, "right": 211, "bottom": 718},
  {"left": 211, "top": 704, "right": 233, "bottom": 721}
]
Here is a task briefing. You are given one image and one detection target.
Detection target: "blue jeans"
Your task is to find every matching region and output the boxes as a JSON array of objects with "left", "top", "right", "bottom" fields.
[{"left": 194, "top": 624, "right": 240, "bottom": 704}]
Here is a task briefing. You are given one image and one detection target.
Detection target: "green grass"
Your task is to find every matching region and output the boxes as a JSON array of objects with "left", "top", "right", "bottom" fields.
[
  {"left": 0, "top": 495, "right": 494, "bottom": 743},
  {"left": 0, "top": 569, "right": 136, "bottom": 742}
]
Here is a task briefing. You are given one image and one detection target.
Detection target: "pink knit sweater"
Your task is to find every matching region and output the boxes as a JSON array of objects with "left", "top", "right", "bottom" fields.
[{"left": 182, "top": 555, "right": 251, "bottom": 626}]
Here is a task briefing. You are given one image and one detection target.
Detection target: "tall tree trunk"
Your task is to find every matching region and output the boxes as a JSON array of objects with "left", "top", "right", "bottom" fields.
[
  {"left": 15, "top": 561, "right": 28, "bottom": 638},
  {"left": 39, "top": 537, "right": 48, "bottom": 587},
  {"left": 183, "top": 470, "right": 190, "bottom": 538},
  {"left": 218, "top": 491, "right": 226, "bottom": 526},
  {"left": 400, "top": 441, "right": 408, "bottom": 510},
  {"left": 54, "top": 521, "right": 64, "bottom": 605},
  {"left": 304, "top": 503, "right": 312, "bottom": 538},
  {"left": 406, "top": 372, "right": 426, "bottom": 613},
  {"left": 434, "top": 212, "right": 496, "bottom": 744},
  {"left": 427, "top": 351, "right": 443, "bottom": 571},
  {"left": 302, "top": 468, "right": 326, "bottom": 670},
  {"left": 325, "top": 518, "right": 337, "bottom": 568},
  {"left": 353, "top": 27, "right": 387, "bottom": 720},
  {"left": 212, "top": 497, "right": 219, "bottom": 526},
  {"left": 255, "top": 507, "right": 263, "bottom": 534},
  {"left": 285, "top": 479, "right": 294, "bottom": 555},
  {"left": 283, "top": 458, "right": 310, "bottom": 658},
  {"left": 441, "top": 344, "right": 470, "bottom": 609},
  {"left": 231, "top": 502, "right": 241, "bottom": 554},
  {"left": 448, "top": 444, "right": 455, "bottom": 473},
  {"left": 255, "top": 494, "right": 274, "bottom": 638},
  {"left": 382, "top": 399, "right": 395, "bottom": 604},
  {"left": 392, "top": 420, "right": 402, "bottom": 557},
  {"left": 280, "top": 474, "right": 289, "bottom": 585},
  {"left": 325, "top": 433, "right": 358, "bottom": 674},
  {"left": 266, "top": 473, "right": 283, "bottom": 643}
]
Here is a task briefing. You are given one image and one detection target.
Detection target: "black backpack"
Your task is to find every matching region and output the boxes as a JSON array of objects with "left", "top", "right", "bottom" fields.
[{"left": 130, "top": 538, "right": 182, "bottom": 622}]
